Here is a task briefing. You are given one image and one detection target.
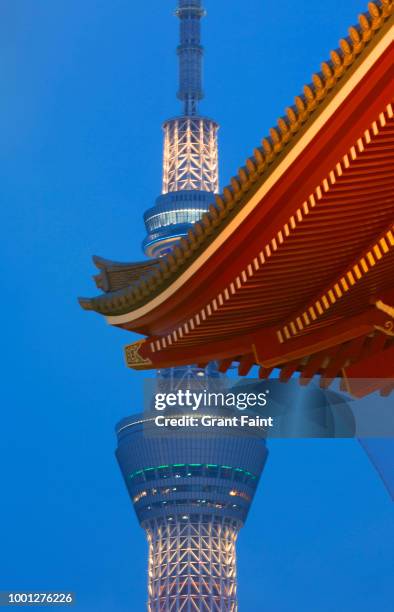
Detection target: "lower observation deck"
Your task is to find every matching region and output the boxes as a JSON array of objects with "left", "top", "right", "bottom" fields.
[
  {"left": 116, "top": 410, "right": 268, "bottom": 526},
  {"left": 116, "top": 407, "right": 266, "bottom": 612}
]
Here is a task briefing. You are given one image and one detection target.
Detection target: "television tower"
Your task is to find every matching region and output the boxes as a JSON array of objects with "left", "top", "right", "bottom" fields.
[{"left": 115, "top": 2, "right": 269, "bottom": 610}]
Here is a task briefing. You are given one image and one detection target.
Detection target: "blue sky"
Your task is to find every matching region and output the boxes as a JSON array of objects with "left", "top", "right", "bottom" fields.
[{"left": 1, "top": 1, "right": 393, "bottom": 610}]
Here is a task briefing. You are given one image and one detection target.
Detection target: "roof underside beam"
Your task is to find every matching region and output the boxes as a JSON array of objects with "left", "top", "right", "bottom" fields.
[{"left": 125, "top": 304, "right": 392, "bottom": 371}]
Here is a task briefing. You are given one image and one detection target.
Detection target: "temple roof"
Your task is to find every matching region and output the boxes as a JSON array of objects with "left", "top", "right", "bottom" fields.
[
  {"left": 80, "top": 1, "right": 393, "bottom": 318},
  {"left": 80, "top": 1, "right": 394, "bottom": 396}
]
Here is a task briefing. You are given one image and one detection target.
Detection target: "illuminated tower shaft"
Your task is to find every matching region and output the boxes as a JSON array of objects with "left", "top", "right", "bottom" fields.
[
  {"left": 162, "top": 117, "right": 218, "bottom": 194},
  {"left": 143, "top": 0, "right": 219, "bottom": 258},
  {"left": 147, "top": 520, "right": 237, "bottom": 611}
]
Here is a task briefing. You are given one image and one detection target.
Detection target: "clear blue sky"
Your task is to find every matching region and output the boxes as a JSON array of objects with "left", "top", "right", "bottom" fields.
[{"left": 1, "top": 1, "right": 393, "bottom": 610}]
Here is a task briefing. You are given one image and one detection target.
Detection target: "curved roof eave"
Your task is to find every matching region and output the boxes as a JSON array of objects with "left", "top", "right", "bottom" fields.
[{"left": 79, "top": 2, "right": 394, "bottom": 326}]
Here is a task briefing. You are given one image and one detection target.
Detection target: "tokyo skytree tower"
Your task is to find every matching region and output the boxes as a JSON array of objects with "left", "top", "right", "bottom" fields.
[{"left": 115, "top": 3, "right": 268, "bottom": 611}]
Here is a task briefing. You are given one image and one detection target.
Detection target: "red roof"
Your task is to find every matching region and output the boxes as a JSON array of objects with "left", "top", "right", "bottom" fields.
[{"left": 80, "top": 2, "right": 394, "bottom": 397}]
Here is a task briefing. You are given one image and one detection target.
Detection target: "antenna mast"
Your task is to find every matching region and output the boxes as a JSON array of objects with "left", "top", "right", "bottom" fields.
[{"left": 176, "top": 0, "right": 206, "bottom": 116}]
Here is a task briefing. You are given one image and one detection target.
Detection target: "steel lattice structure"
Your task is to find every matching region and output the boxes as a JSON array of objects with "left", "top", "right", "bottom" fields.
[
  {"left": 162, "top": 117, "right": 219, "bottom": 194},
  {"left": 146, "top": 519, "right": 238, "bottom": 611}
]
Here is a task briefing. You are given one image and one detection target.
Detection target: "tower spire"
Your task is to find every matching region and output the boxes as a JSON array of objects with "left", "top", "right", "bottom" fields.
[
  {"left": 175, "top": 0, "right": 206, "bottom": 116},
  {"left": 142, "top": 0, "right": 219, "bottom": 258}
]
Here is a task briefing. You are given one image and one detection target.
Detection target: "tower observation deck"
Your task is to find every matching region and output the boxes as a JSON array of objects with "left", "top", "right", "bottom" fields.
[{"left": 143, "top": 0, "right": 219, "bottom": 257}]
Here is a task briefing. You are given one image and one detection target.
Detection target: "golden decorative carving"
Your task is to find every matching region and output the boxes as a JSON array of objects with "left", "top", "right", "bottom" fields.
[
  {"left": 374, "top": 321, "right": 394, "bottom": 337},
  {"left": 124, "top": 341, "right": 153, "bottom": 369},
  {"left": 375, "top": 299, "right": 394, "bottom": 318},
  {"left": 374, "top": 300, "right": 394, "bottom": 335}
]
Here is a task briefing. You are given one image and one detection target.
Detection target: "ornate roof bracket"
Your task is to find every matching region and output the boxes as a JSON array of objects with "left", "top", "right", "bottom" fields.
[{"left": 374, "top": 298, "right": 394, "bottom": 336}]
